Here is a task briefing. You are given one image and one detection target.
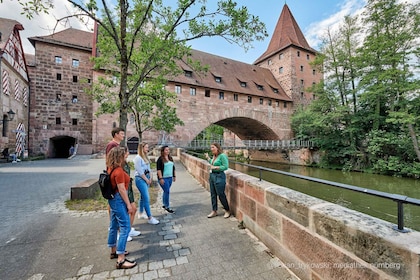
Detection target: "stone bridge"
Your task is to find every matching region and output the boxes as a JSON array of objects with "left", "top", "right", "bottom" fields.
[{"left": 164, "top": 90, "right": 294, "bottom": 144}]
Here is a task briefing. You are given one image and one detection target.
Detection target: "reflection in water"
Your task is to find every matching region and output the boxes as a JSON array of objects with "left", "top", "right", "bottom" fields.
[{"left": 231, "top": 161, "right": 420, "bottom": 231}]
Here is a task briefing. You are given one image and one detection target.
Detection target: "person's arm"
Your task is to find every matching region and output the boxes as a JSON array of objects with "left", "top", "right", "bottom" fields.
[
  {"left": 156, "top": 157, "right": 164, "bottom": 184},
  {"left": 172, "top": 164, "right": 176, "bottom": 182},
  {"left": 115, "top": 171, "right": 134, "bottom": 214}
]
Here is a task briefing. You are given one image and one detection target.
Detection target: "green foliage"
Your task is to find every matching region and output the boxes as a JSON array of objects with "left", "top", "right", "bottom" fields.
[{"left": 292, "top": 0, "right": 420, "bottom": 177}]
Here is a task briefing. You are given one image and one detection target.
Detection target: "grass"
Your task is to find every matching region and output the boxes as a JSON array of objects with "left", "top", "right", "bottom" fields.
[{"left": 65, "top": 181, "right": 160, "bottom": 211}]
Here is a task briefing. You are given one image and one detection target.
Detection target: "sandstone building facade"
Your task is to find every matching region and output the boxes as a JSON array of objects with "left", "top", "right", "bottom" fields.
[{"left": 3, "top": 4, "right": 322, "bottom": 157}]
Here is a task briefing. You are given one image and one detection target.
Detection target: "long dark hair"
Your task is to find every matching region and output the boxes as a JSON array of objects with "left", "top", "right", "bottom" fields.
[
  {"left": 211, "top": 142, "right": 223, "bottom": 156},
  {"left": 160, "top": 145, "right": 173, "bottom": 162}
]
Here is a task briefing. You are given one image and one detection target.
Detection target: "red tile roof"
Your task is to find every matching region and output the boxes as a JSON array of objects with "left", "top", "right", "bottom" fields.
[
  {"left": 0, "top": 17, "right": 23, "bottom": 51},
  {"left": 254, "top": 4, "right": 316, "bottom": 64},
  {"left": 170, "top": 49, "right": 292, "bottom": 101},
  {"left": 28, "top": 28, "right": 93, "bottom": 51}
]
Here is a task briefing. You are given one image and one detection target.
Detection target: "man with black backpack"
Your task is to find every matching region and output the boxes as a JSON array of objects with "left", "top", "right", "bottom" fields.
[{"left": 105, "top": 128, "right": 140, "bottom": 242}]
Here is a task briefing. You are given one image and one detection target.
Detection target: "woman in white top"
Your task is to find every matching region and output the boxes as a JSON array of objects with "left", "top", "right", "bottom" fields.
[{"left": 133, "top": 142, "right": 159, "bottom": 225}]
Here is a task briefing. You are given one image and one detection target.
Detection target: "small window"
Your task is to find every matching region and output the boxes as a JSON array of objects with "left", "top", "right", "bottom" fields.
[
  {"left": 301, "top": 79, "right": 304, "bottom": 86},
  {"left": 257, "top": 84, "right": 263, "bottom": 90},
  {"left": 301, "top": 92, "right": 304, "bottom": 98},
  {"left": 175, "top": 85, "right": 181, "bottom": 94},
  {"left": 248, "top": 96, "right": 252, "bottom": 103},
  {"left": 283, "top": 102, "right": 287, "bottom": 108},
  {"left": 313, "top": 69, "right": 316, "bottom": 75},
  {"left": 279, "top": 67, "right": 283, "bottom": 73},
  {"left": 72, "top": 95, "right": 78, "bottom": 103},
  {"left": 215, "top": 77, "right": 222, "bottom": 83},
  {"left": 185, "top": 70, "right": 192, "bottom": 77},
  {"left": 56, "top": 94, "right": 61, "bottom": 102},
  {"left": 205, "top": 89, "right": 210, "bottom": 97},
  {"left": 259, "top": 98, "right": 263, "bottom": 105},
  {"left": 56, "top": 117, "right": 61, "bottom": 125},
  {"left": 72, "top": 59, "right": 79, "bottom": 67},
  {"left": 297, "top": 51, "right": 300, "bottom": 57},
  {"left": 267, "top": 59, "right": 272, "bottom": 65},
  {"left": 279, "top": 53, "right": 283, "bottom": 59},
  {"left": 55, "top": 56, "right": 62, "bottom": 64},
  {"left": 73, "top": 75, "right": 78, "bottom": 83},
  {"left": 300, "top": 65, "right": 304, "bottom": 72},
  {"left": 240, "top": 81, "right": 247, "bottom": 87},
  {"left": 233, "top": 94, "right": 238, "bottom": 101},
  {"left": 307, "top": 54, "right": 310, "bottom": 60},
  {"left": 276, "top": 101, "right": 280, "bottom": 107},
  {"left": 56, "top": 73, "right": 62, "bottom": 80},
  {"left": 72, "top": 119, "right": 78, "bottom": 125},
  {"left": 219, "top": 92, "right": 224, "bottom": 100},
  {"left": 268, "top": 100, "right": 272, "bottom": 106},
  {"left": 87, "top": 79, "right": 91, "bottom": 84},
  {"left": 273, "top": 88, "right": 279, "bottom": 93},
  {"left": 190, "top": 87, "right": 196, "bottom": 96}
]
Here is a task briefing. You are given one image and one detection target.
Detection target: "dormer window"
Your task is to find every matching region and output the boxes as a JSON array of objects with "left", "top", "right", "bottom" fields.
[
  {"left": 240, "top": 81, "right": 247, "bottom": 87},
  {"left": 273, "top": 88, "right": 279, "bottom": 93},
  {"left": 184, "top": 70, "right": 192, "bottom": 77},
  {"left": 256, "top": 84, "right": 263, "bottom": 90},
  {"left": 215, "top": 76, "right": 222, "bottom": 83}
]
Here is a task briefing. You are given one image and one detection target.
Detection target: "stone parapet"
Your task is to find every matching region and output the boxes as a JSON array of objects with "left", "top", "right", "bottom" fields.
[{"left": 180, "top": 151, "right": 420, "bottom": 280}]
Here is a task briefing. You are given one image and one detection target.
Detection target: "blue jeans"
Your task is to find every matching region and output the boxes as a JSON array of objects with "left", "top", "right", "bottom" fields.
[
  {"left": 135, "top": 175, "right": 151, "bottom": 217},
  {"left": 159, "top": 177, "right": 173, "bottom": 208},
  {"left": 107, "top": 193, "right": 130, "bottom": 254},
  {"left": 209, "top": 172, "right": 229, "bottom": 211}
]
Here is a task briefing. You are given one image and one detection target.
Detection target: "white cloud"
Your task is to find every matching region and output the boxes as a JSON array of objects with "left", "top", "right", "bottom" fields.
[
  {"left": 305, "top": 0, "right": 365, "bottom": 49},
  {"left": 0, "top": 0, "right": 93, "bottom": 54}
]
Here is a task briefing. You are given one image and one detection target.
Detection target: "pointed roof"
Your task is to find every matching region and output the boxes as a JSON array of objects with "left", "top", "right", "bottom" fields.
[
  {"left": 254, "top": 4, "right": 316, "bottom": 64},
  {"left": 0, "top": 17, "right": 24, "bottom": 51},
  {"left": 28, "top": 28, "right": 93, "bottom": 51}
]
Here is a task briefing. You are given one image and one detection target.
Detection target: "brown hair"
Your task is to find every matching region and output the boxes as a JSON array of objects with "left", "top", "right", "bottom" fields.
[
  {"left": 137, "top": 142, "right": 150, "bottom": 164},
  {"left": 160, "top": 145, "right": 173, "bottom": 162},
  {"left": 111, "top": 127, "right": 125, "bottom": 137},
  {"left": 211, "top": 142, "right": 223, "bottom": 156},
  {"left": 106, "top": 146, "right": 126, "bottom": 169}
]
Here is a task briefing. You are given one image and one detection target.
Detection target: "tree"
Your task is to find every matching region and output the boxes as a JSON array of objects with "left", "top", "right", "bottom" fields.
[{"left": 6, "top": 0, "right": 268, "bottom": 141}]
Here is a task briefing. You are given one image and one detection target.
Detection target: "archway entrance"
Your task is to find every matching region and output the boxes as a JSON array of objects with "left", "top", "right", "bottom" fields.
[
  {"left": 50, "top": 136, "right": 76, "bottom": 158},
  {"left": 127, "top": 137, "right": 139, "bottom": 154}
]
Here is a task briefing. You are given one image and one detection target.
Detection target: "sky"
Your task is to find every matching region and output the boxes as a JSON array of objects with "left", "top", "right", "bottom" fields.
[{"left": 0, "top": 0, "right": 418, "bottom": 64}]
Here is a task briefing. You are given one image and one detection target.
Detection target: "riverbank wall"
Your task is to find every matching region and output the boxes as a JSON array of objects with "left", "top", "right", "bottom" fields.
[{"left": 179, "top": 151, "right": 420, "bottom": 280}]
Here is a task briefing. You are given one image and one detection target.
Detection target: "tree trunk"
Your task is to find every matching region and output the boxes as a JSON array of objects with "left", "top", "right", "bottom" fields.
[{"left": 408, "top": 123, "right": 420, "bottom": 161}]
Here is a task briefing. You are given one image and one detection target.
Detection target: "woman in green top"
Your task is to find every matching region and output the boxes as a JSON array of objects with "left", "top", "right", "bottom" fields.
[{"left": 205, "top": 142, "right": 230, "bottom": 219}]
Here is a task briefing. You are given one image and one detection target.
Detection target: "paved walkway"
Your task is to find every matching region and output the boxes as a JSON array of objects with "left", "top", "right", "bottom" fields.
[{"left": 25, "top": 157, "right": 298, "bottom": 280}]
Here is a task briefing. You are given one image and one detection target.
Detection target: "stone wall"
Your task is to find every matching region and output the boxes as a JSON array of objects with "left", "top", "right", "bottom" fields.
[{"left": 180, "top": 152, "right": 420, "bottom": 280}]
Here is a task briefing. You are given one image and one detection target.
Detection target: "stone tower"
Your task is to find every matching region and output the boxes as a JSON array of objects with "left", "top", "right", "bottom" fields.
[{"left": 254, "top": 4, "right": 322, "bottom": 108}]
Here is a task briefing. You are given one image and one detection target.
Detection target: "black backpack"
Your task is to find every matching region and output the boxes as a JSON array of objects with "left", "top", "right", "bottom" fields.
[{"left": 98, "top": 168, "right": 116, "bottom": 199}]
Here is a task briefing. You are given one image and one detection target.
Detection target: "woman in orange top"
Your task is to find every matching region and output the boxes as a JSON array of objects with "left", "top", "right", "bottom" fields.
[{"left": 106, "top": 147, "right": 137, "bottom": 269}]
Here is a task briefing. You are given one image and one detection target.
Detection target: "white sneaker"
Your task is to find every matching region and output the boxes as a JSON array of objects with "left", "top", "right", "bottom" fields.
[
  {"left": 148, "top": 217, "right": 159, "bottom": 225},
  {"left": 129, "top": 228, "right": 141, "bottom": 237},
  {"left": 137, "top": 212, "right": 148, "bottom": 219},
  {"left": 117, "top": 234, "right": 133, "bottom": 242}
]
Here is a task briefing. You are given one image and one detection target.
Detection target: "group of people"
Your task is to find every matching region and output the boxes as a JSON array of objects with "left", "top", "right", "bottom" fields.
[
  {"left": 104, "top": 127, "right": 177, "bottom": 269},
  {"left": 104, "top": 127, "right": 231, "bottom": 270}
]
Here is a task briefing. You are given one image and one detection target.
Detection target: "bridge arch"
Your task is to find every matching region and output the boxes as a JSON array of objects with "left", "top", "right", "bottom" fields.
[{"left": 173, "top": 103, "right": 292, "bottom": 144}]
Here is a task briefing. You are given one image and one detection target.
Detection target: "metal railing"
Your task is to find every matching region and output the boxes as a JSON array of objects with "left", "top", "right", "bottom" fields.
[
  {"left": 231, "top": 161, "right": 420, "bottom": 233},
  {"left": 181, "top": 139, "right": 314, "bottom": 150}
]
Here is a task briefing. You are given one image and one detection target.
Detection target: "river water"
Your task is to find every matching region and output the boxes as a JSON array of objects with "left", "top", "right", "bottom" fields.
[{"left": 230, "top": 161, "right": 420, "bottom": 232}]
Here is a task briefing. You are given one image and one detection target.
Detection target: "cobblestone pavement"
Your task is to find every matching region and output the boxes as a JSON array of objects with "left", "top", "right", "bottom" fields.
[{"left": 1, "top": 156, "right": 299, "bottom": 280}]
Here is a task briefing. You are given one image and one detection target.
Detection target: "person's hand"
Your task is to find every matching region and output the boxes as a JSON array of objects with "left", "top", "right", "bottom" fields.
[
  {"left": 173, "top": 177, "right": 176, "bottom": 182},
  {"left": 127, "top": 205, "right": 135, "bottom": 214},
  {"left": 204, "top": 153, "right": 209, "bottom": 159}
]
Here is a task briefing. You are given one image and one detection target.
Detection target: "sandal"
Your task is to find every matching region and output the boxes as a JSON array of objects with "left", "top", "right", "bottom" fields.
[
  {"left": 110, "top": 251, "right": 129, "bottom": 259},
  {"left": 116, "top": 258, "right": 137, "bottom": 269}
]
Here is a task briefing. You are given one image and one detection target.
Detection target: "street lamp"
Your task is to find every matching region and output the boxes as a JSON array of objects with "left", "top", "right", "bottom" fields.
[{"left": 1, "top": 109, "right": 15, "bottom": 126}]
